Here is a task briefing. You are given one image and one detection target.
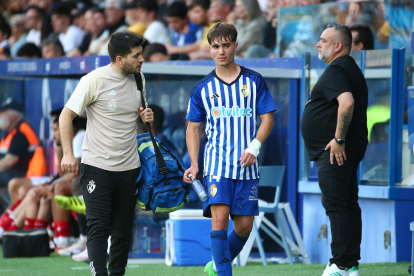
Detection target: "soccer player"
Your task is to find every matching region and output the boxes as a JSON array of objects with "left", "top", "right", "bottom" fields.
[
  {"left": 184, "top": 22, "right": 277, "bottom": 276},
  {"left": 59, "top": 32, "right": 153, "bottom": 276}
]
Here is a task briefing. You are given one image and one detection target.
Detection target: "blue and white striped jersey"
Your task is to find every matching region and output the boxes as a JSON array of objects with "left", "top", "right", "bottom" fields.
[{"left": 186, "top": 66, "right": 277, "bottom": 180}]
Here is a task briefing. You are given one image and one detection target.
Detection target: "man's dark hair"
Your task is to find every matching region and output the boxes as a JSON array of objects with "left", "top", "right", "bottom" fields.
[
  {"left": 51, "top": 5, "right": 72, "bottom": 18},
  {"left": 41, "top": 36, "right": 65, "bottom": 55},
  {"left": 50, "top": 108, "right": 63, "bottom": 118},
  {"left": 326, "top": 23, "right": 352, "bottom": 51},
  {"left": 349, "top": 24, "right": 374, "bottom": 50},
  {"left": 16, "top": 42, "right": 41, "bottom": 58},
  {"left": 92, "top": 7, "right": 105, "bottom": 16},
  {"left": 190, "top": 0, "right": 211, "bottom": 11},
  {"left": 143, "top": 43, "right": 168, "bottom": 60},
  {"left": 137, "top": 0, "right": 159, "bottom": 15},
  {"left": 148, "top": 104, "right": 164, "bottom": 133},
  {"left": 166, "top": 2, "right": 187, "bottom": 18},
  {"left": 0, "top": 23, "right": 11, "bottom": 38},
  {"left": 207, "top": 22, "right": 237, "bottom": 45},
  {"left": 25, "top": 6, "right": 46, "bottom": 19},
  {"left": 108, "top": 32, "right": 145, "bottom": 62}
]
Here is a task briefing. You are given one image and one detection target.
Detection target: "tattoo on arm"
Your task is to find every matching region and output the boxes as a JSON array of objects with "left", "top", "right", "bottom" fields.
[{"left": 338, "top": 111, "right": 353, "bottom": 138}]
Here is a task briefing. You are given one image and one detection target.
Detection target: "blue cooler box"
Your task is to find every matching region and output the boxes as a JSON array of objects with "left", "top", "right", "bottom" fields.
[{"left": 165, "top": 209, "right": 234, "bottom": 266}]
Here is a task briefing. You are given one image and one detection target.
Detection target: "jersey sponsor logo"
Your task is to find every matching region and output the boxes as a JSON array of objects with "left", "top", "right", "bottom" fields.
[
  {"left": 211, "top": 106, "right": 252, "bottom": 118},
  {"left": 108, "top": 98, "right": 116, "bottom": 111},
  {"left": 241, "top": 84, "right": 249, "bottom": 97},
  {"left": 87, "top": 180, "right": 96, "bottom": 193},
  {"left": 209, "top": 184, "right": 217, "bottom": 197},
  {"left": 108, "top": 90, "right": 116, "bottom": 96}
]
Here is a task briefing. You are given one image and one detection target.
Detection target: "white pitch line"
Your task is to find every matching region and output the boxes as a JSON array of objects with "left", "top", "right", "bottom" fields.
[{"left": 71, "top": 264, "right": 140, "bottom": 270}]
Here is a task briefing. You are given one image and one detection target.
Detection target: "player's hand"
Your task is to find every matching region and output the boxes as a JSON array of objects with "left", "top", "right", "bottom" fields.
[
  {"left": 325, "top": 139, "right": 346, "bottom": 166},
  {"left": 139, "top": 107, "right": 154, "bottom": 124},
  {"left": 61, "top": 154, "right": 79, "bottom": 174},
  {"left": 239, "top": 149, "right": 256, "bottom": 167},
  {"left": 183, "top": 166, "right": 198, "bottom": 183}
]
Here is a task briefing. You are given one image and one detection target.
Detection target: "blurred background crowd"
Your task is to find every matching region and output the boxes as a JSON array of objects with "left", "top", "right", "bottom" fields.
[{"left": 0, "top": 0, "right": 410, "bottom": 62}]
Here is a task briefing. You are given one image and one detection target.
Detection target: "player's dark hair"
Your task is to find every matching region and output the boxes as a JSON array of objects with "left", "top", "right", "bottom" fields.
[
  {"left": 137, "top": 0, "right": 158, "bottom": 16},
  {"left": 108, "top": 32, "right": 145, "bottom": 62},
  {"left": 349, "top": 24, "right": 374, "bottom": 50},
  {"left": 165, "top": 2, "right": 187, "bottom": 19},
  {"left": 16, "top": 42, "right": 41, "bottom": 58},
  {"left": 207, "top": 21, "right": 237, "bottom": 45},
  {"left": 148, "top": 104, "right": 164, "bottom": 133},
  {"left": 143, "top": 43, "right": 168, "bottom": 61},
  {"left": 326, "top": 23, "right": 352, "bottom": 51},
  {"left": 189, "top": 0, "right": 211, "bottom": 11}
]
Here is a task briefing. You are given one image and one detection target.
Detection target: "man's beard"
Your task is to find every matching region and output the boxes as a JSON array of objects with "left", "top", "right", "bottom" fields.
[
  {"left": 318, "top": 45, "right": 333, "bottom": 62},
  {"left": 122, "top": 62, "right": 140, "bottom": 75}
]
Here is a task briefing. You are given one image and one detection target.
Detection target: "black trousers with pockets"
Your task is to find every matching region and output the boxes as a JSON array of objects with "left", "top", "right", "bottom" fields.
[
  {"left": 80, "top": 164, "right": 140, "bottom": 276},
  {"left": 316, "top": 149, "right": 364, "bottom": 268}
]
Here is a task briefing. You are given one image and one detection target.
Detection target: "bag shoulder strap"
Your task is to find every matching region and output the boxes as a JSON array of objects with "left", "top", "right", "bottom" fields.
[{"left": 134, "top": 74, "right": 168, "bottom": 175}]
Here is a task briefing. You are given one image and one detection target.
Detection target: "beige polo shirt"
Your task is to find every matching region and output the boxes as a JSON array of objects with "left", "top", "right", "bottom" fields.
[{"left": 66, "top": 64, "right": 145, "bottom": 171}]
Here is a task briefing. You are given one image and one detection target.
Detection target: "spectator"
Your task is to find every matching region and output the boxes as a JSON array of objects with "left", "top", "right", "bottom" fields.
[
  {"left": 85, "top": 8, "right": 107, "bottom": 56},
  {"left": 232, "top": 0, "right": 265, "bottom": 57},
  {"left": 96, "top": 0, "right": 129, "bottom": 56},
  {"left": 349, "top": 24, "right": 374, "bottom": 51},
  {"left": 24, "top": 6, "right": 44, "bottom": 47},
  {"left": 8, "top": 14, "right": 27, "bottom": 58},
  {"left": 143, "top": 43, "right": 190, "bottom": 61},
  {"left": 165, "top": 2, "right": 202, "bottom": 48},
  {"left": 66, "top": 8, "right": 94, "bottom": 57},
  {"left": 124, "top": 0, "right": 147, "bottom": 36},
  {"left": 0, "top": 23, "right": 11, "bottom": 59},
  {"left": 16, "top": 42, "right": 41, "bottom": 58},
  {"left": 136, "top": 0, "right": 171, "bottom": 45},
  {"left": 41, "top": 36, "right": 64, "bottom": 58},
  {"left": 37, "top": 0, "right": 55, "bottom": 13},
  {"left": 0, "top": 98, "right": 41, "bottom": 187},
  {"left": 148, "top": 104, "right": 182, "bottom": 161},
  {"left": 51, "top": 5, "right": 86, "bottom": 54},
  {"left": 209, "top": 0, "right": 234, "bottom": 22}
]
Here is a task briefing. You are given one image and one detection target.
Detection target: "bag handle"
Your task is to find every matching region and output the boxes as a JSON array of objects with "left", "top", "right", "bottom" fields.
[{"left": 134, "top": 73, "right": 168, "bottom": 175}]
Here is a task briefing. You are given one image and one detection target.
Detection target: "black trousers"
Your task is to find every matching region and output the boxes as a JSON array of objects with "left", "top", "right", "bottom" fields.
[
  {"left": 316, "top": 149, "right": 364, "bottom": 268},
  {"left": 80, "top": 164, "right": 140, "bottom": 276}
]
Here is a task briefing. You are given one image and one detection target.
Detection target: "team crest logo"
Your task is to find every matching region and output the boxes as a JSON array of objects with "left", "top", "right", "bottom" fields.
[
  {"left": 87, "top": 180, "right": 96, "bottom": 193},
  {"left": 241, "top": 84, "right": 249, "bottom": 97},
  {"left": 209, "top": 184, "right": 217, "bottom": 197},
  {"left": 108, "top": 98, "right": 116, "bottom": 111},
  {"left": 249, "top": 182, "right": 258, "bottom": 201}
]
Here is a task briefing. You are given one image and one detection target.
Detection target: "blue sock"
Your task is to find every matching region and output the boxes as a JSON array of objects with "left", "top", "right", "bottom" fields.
[
  {"left": 210, "top": 230, "right": 232, "bottom": 276},
  {"left": 228, "top": 229, "right": 249, "bottom": 260}
]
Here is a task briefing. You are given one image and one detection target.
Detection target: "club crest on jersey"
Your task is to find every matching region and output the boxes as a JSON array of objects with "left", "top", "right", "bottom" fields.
[
  {"left": 241, "top": 84, "right": 249, "bottom": 97},
  {"left": 108, "top": 98, "right": 116, "bottom": 111},
  {"left": 87, "top": 180, "right": 96, "bottom": 193},
  {"left": 209, "top": 184, "right": 217, "bottom": 197}
]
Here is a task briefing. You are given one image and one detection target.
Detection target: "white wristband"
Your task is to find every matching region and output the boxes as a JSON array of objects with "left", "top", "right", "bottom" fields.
[{"left": 246, "top": 139, "right": 261, "bottom": 157}]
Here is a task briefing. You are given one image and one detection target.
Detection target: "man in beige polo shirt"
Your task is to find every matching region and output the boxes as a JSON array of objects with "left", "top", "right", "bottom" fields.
[{"left": 59, "top": 32, "right": 153, "bottom": 276}]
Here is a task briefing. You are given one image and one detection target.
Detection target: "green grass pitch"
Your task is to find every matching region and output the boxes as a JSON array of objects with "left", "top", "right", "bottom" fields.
[{"left": 0, "top": 248, "right": 410, "bottom": 276}]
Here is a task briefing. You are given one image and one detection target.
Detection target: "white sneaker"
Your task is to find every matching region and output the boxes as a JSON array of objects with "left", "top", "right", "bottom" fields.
[
  {"left": 348, "top": 266, "right": 360, "bottom": 276},
  {"left": 58, "top": 235, "right": 87, "bottom": 256},
  {"left": 72, "top": 247, "right": 89, "bottom": 262},
  {"left": 322, "top": 263, "right": 349, "bottom": 276}
]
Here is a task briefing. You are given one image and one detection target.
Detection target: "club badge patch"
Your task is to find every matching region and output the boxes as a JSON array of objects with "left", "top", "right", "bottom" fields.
[
  {"left": 209, "top": 184, "right": 217, "bottom": 197},
  {"left": 87, "top": 180, "right": 96, "bottom": 193},
  {"left": 241, "top": 84, "right": 249, "bottom": 97}
]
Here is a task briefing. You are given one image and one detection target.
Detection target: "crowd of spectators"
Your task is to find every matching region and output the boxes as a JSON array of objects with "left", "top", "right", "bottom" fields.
[{"left": 0, "top": 0, "right": 380, "bottom": 62}]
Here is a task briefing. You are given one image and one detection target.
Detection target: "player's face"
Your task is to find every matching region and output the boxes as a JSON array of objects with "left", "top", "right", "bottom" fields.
[
  {"left": 121, "top": 46, "right": 144, "bottom": 75},
  {"left": 316, "top": 28, "right": 335, "bottom": 63},
  {"left": 209, "top": 38, "right": 238, "bottom": 67}
]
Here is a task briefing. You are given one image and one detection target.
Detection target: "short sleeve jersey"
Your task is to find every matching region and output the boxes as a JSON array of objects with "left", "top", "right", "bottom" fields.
[
  {"left": 65, "top": 64, "right": 143, "bottom": 171},
  {"left": 186, "top": 66, "right": 277, "bottom": 180},
  {"left": 301, "top": 56, "right": 368, "bottom": 161}
]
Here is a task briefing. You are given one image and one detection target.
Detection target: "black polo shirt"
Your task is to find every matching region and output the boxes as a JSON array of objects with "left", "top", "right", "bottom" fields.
[{"left": 301, "top": 56, "right": 368, "bottom": 161}]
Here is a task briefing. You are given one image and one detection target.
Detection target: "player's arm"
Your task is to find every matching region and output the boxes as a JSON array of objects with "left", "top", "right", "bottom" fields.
[
  {"left": 240, "top": 112, "right": 274, "bottom": 167},
  {"left": 60, "top": 107, "right": 79, "bottom": 174},
  {"left": 183, "top": 121, "right": 203, "bottom": 183}
]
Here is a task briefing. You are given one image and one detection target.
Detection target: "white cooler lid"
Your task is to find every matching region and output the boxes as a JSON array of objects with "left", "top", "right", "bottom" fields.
[{"left": 169, "top": 209, "right": 208, "bottom": 219}]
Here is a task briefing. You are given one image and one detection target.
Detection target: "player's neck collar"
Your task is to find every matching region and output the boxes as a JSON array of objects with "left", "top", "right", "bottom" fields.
[{"left": 214, "top": 65, "right": 243, "bottom": 86}]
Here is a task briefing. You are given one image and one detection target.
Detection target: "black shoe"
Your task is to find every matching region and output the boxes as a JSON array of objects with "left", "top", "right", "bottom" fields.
[{"left": 408, "top": 265, "right": 411, "bottom": 274}]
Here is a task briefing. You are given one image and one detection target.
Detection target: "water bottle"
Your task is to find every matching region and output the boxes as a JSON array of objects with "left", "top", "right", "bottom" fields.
[
  {"left": 160, "top": 227, "right": 166, "bottom": 252},
  {"left": 141, "top": 227, "right": 151, "bottom": 253},
  {"left": 188, "top": 173, "right": 209, "bottom": 201}
]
